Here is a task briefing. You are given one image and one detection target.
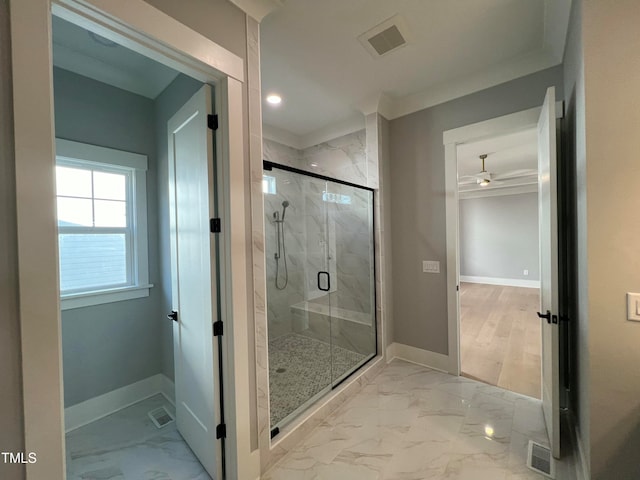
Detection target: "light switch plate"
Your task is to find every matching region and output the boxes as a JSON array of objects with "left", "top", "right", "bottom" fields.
[
  {"left": 423, "top": 260, "right": 440, "bottom": 273},
  {"left": 627, "top": 293, "right": 640, "bottom": 321}
]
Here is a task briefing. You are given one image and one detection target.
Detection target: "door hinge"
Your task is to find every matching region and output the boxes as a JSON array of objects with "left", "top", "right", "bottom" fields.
[
  {"left": 213, "top": 320, "right": 223, "bottom": 336},
  {"left": 216, "top": 423, "right": 226, "bottom": 439},
  {"left": 210, "top": 218, "right": 221, "bottom": 233},
  {"left": 207, "top": 114, "right": 219, "bottom": 131}
]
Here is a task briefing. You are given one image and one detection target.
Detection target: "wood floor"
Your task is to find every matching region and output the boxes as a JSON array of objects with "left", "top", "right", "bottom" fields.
[{"left": 460, "top": 282, "right": 541, "bottom": 399}]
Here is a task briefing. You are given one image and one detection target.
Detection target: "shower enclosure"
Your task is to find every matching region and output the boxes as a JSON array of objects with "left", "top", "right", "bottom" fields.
[{"left": 263, "top": 161, "right": 376, "bottom": 434}]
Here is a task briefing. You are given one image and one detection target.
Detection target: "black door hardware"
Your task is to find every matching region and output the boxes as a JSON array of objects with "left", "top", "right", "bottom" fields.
[
  {"left": 167, "top": 310, "right": 178, "bottom": 322},
  {"left": 537, "top": 310, "right": 558, "bottom": 324},
  {"left": 317, "top": 271, "right": 331, "bottom": 292}
]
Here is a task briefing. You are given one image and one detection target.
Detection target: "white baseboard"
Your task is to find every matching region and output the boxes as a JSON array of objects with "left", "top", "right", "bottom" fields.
[
  {"left": 386, "top": 342, "right": 450, "bottom": 373},
  {"left": 460, "top": 275, "right": 540, "bottom": 289},
  {"left": 160, "top": 374, "right": 176, "bottom": 405},
  {"left": 64, "top": 373, "right": 175, "bottom": 433}
]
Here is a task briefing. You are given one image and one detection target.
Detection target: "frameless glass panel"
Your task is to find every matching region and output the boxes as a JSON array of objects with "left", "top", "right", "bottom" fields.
[
  {"left": 58, "top": 233, "right": 128, "bottom": 291},
  {"left": 264, "top": 167, "right": 333, "bottom": 431},
  {"left": 56, "top": 166, "right": 92, "bottom": 198},
  {"left": 326, "top": 181, "right": 376, "bottom": 385},
  {"left": 93, "top": 171, "right": 127, "bottom": 200},
  {"left": 94, "top": 200, "right": 127, "bottom": 227},
  {"left": 57, "top": 197, "right": 93, "bottom": 227}
]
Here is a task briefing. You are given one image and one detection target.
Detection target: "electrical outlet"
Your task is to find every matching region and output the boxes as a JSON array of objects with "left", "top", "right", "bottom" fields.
[
  {"left": 423, "top": 260, "right": 440, "bottom": 274},
  {"left": 523, "top": 269, "right": 529, "bottom": 276}
]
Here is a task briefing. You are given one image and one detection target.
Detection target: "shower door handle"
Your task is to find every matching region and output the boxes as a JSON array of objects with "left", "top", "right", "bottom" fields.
[{"left": 317, "top": 271, "right": 331, "bottom": 292}]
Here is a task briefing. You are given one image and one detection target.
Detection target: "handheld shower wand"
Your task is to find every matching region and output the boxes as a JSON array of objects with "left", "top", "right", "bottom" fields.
[{"left": 274, "top": 200, "right": 289, "bottom": 290}]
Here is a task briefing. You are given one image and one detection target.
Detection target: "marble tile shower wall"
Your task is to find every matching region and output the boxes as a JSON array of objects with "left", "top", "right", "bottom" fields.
[
  {"left": 264, "top": 170, "right": 307, "bottom": 341},
  {"left": 300, "top": 130, "right": 368, "bottom": 186},
  {"left": 330, "top": 186, "right": 374, "bottom": 315},
  {"left": 263, "top": 131, "right": 373, "bottom": 325}
]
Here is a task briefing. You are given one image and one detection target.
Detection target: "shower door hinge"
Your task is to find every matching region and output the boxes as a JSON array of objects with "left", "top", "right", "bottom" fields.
[
  {"left": 207, "top": 114, "right": 219, "bottom": 131},
  {"left": 210, "top": 218, "right": 221, "bottom": 233},
  {"left": 213, "top": 320, "right": 223, "bottom": 336},
  {"left": 216, "top": 423, "right": 226, "bottom": 439}
]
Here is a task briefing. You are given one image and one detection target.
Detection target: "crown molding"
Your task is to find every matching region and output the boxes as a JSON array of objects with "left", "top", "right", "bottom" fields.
[
  {"left": 389, "top": 49, "right": 559, "bottom": 120},
  {"left": 459, "top": 182, "right": 537, "bottom": 200}
]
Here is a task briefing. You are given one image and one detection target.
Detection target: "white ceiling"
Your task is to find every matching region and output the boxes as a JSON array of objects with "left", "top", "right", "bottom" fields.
[
  {"left": 457, "top": 128, "right": 538, "bottom": 192},
  {"left": 261, "top": 0, "right": 571, "bottom": 142},
  {"left": 457, "top": 128, "right": 537, "bottom": 177},
  {"left": 52, "top": 16, "right": 179, "bottom": 99}
]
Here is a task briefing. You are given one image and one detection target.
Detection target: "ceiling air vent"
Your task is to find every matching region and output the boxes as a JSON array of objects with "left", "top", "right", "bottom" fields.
[{"left": 358, "top": 15, "right": 409, "bottom": 58}]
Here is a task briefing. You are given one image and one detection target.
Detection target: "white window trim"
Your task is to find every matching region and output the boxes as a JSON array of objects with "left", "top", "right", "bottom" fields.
[{"left": 55, "top": 138, "right": 152, "bottom": 310}]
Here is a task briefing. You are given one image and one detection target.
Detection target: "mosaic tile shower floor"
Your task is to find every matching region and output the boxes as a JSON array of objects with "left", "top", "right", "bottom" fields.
[{"left": 269, "top": 333, "right": 366, "bottom": 426}]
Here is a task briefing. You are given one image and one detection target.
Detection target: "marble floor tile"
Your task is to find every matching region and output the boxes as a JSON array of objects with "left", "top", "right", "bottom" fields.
[
  {"left": 65, "top": 395, "right": 211, "bottom": 480},
  {"left": 264, "top": 360, "right": 576, "bottom": 480}
]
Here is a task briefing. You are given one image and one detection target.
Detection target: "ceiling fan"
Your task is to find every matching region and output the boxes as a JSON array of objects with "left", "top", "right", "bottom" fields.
[{"left": 458, "top": 153, "right": 537, "bottom": 188}]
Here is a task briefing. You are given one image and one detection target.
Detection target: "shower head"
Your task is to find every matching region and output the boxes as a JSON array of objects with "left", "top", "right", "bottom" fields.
[{"left": 281, "top": 200, "right": 290, "bottom": 221}]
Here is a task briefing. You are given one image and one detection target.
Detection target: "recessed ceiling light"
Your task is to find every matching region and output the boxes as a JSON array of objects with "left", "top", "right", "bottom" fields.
[
  {"left": 310, "top": 163, "right": 318, "bottom": 167},
  {"left": 266, "top": 94, "right": 282, "bottom": 105}
]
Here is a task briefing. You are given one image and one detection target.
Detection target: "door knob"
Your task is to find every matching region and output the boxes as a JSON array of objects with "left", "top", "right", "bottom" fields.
[{"left": 167, "top": 310, "right": 178, "bottom": 322}]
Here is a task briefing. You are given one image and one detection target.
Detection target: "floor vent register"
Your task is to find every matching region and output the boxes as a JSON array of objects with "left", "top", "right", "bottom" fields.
[
  {"left": 148, "top": 406, "right": 175, "bottom": 429},
  {"left": 527, "top": 440, "right": 555, "bottom": 478}
]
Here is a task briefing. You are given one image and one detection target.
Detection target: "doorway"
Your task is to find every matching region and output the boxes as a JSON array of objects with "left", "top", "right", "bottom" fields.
[
  {"left": 443, "top": 87, "right": 562, "bottom": 457},
  {"left": 52, "top": 15, "right": 221, "bottom": 479},
  {"left": 455, "top": 129, "right": 542, "bottom": 398},
  {"left": 11, "top": 1, "right": 248, "bottom": 477}
]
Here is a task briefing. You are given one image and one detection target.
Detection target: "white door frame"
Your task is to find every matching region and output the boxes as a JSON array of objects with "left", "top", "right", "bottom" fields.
[
  {"left": 443, "top": 102, "right": 563, "bottom": 376},
  {"left": 9, "top": 1, "right": 255, "bottom": 478}
]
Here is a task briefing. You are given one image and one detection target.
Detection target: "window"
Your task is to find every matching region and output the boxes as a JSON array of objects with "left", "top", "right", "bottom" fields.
[
  {"left": 263, "top": 174, "right": 277, "bottom": 195},
  {"left": 55, "top": 139, "right": 151, "bottom": 309}
]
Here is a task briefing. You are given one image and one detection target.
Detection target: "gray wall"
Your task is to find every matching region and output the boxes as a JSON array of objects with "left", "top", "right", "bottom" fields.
[
  {"left": 389, "top": 66, "right": 564, "bottom": 354},
  {"left": 54, "top": 68, "right": 163, "bottom": 407},
  {"left": 562, "top": 0, "right": 589, "bottom": 472},
  {"left": 154, "top": 74, "right": 204, "bottom": 380},
  {"left": 459, "top": 193, "right": 539, "bottom": 281},
  {"left": 0, "top": 0, "right": 26, "bottom": 478}
]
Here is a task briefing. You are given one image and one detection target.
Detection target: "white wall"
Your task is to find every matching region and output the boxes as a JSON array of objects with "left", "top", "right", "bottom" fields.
[{"left": 459, "top": 192, "right": 539, "bottom": 283}]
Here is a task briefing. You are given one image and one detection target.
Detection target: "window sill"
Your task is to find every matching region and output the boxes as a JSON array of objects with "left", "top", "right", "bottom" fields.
[{"left": 61, "top": 284, "right": 154, "bottom": 310}]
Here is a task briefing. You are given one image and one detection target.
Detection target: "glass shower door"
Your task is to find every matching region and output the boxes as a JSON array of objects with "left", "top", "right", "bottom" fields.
[
  {"left": 264, "top": 161, "right": 377, "bottom": 434},
  {"left": 325, "top": 181, "right": 377, "bottom": 386},
  {"left": 264, "top": 166, "right": 333, "bottom": 431}
]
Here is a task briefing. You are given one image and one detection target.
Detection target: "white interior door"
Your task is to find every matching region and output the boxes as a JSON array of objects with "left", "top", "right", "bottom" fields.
[
  {"left": 537, "top": 86, "right": 560, "bottom": 459},
  {"left": 168, "top": 84, "right": 219, "bottom": 477}
]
